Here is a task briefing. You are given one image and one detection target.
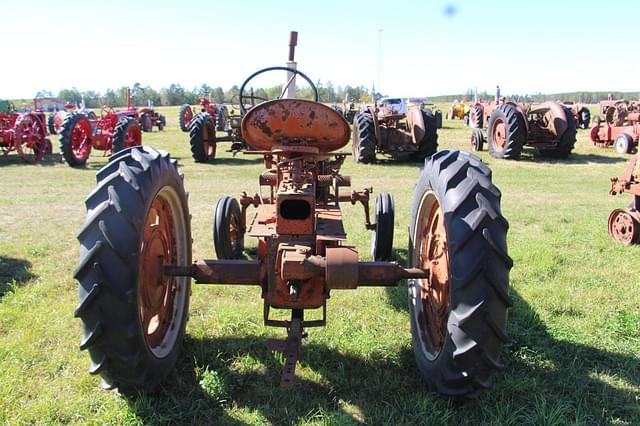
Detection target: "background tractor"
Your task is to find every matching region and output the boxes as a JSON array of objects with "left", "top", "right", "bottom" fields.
[
  {"left": 138, "top": 103, "right": 166, "bottom": 132},
  {"left": 562, "top": 101, "right": 591, "bottom": 129},
  {"left": 44, "top": 98, "right": 97, "bottom": 135},
  {"left": 59, "top": 89, "right": 142, "bottom": 167},
  {"left": 608, "top": 152, "right": 640, "bottom": 244},
  {"left": 470, "top": 101, "right": 576, "bottom": 159},
  {"left": 75, "top": 31, "right": 511, "bottom": 399},
  {"left": 446, "top": 101, "right": 468, "bottom": 122},
  {"left": 590, "top": 100, "right": 640, "bottom": 154},
  {"left": 352, "top": 97, "right": 438, "bottom": 163},
  {"left": 0, "top": 99, "right": 51, "bottom": 163}
]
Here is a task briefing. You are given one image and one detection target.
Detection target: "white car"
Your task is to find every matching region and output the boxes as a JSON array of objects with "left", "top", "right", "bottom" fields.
[{"left": 378, "top": 97, "right": 407, "bottom": 115}]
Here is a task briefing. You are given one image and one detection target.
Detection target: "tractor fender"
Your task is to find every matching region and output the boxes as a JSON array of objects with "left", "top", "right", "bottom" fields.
[
  {"left": 365, "top": 105, "right": 382, "bottom": 146},
  {"left": 509, "top": 102, "right": 530, "bottom": 136},
  {"left": 532, "top": 101, "right": 568, "bottom": 138},
  {"left": 407, "top": 107, "right": 425, "bottom": 145}
]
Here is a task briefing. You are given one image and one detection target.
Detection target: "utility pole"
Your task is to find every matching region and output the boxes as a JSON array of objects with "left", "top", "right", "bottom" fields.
[{"left": 377, "top": 29, "right": 383, "bottom": 97}]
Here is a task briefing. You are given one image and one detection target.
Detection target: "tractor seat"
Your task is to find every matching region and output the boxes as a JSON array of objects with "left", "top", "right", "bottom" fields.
[{"left": 241, "top": 99, "right": 350, "bottom": 152}]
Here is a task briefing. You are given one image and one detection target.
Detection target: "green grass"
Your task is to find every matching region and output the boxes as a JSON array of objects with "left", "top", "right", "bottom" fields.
[{"left": 0, "top": 105, "right": 638, "bottom": 425}]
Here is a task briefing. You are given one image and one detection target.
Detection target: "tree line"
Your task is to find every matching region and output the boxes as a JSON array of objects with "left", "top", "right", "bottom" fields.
[
  {"left": 30, "top": 81, "right": 375, "bottom": 108},
  {"left": 431, "top": 89, "right": 640, "bottom": 104}
]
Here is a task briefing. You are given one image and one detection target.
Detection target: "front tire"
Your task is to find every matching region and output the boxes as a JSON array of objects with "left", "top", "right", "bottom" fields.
[
  {"left": 371, "top": 192, "right": 394, "bottom": 261},
  {"left": 615, "top": 133, "right": 633, "bottom": 155},
  {"left": 179, "top": 104, "right": 193, "bottom": 132},
  {"left": 74, "top": 146, "right": 191, "bottom": 392},
  {"left": 408, "top": 150, "right": 512, "bottom": 398},
  {"left": 213, "top": 196, "right": 244, "bottom": 259}
]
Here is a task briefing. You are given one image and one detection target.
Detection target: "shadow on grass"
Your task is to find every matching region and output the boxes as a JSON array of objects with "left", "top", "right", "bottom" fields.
[
  {"left": 120, "top": 285, "right": 638, "bottom": 424},
  {"left": 518, "top": 151, "right": 627, "bottom": 165},
  {"left": 0, "top": 153, "right": 64, "bottom": 167},
  {"left": 0, "top": 256, "right": 35, "bottom": 298}
]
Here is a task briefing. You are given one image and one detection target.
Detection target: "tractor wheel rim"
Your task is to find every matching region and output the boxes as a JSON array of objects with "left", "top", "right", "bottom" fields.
[
  {"left": 414, "top": 191, "right": 450, "bottom": 359},
  {"left": 203, "top": 121, "right": 215, "bottom": 158},
  {"left": 492, "top": 118, "right": 506, "bottom": 150},
  {"left": 139, "top": 187, "right": 188, "bottom": 358},
  {"left": 229, "top": 212, "right": 239, "bottom": 253},
  {"left": 125, "top": 125, "right": 142, "bottom": 148},
  {"left": 71, "top": 119, "right": 92, "bottom": 161},
  {"left": 183, "top": 108, "right": 193, "bottom": 126},
  {"left": 16, "top": 116, "right": 45, "bottom": 163},
  {"left": 608, "top": 209, "right": 638, "bottom": 245}
]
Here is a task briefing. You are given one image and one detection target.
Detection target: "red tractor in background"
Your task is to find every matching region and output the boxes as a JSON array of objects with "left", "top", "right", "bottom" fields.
[
  {"left": 590, "top": 100, "right": 640, "bottom": 154},
  {"left": 46, "top": 99, "right": 97, "bottom": 135},
  {"left": 59, "top": 89, "right": 142, "bottom": 167},
  {"left": 138, "top": 102, "right": 166, "bottom": 132},
  {"left": 562, "top": 102, "right": 591, "bottom": 129},
  {"left": 470, "top": 101, "right": 576, "bottom": 159},
  {"left": 179, "top": 98, "right": 220, "bottom": 132},
  {"left": 0, "top": 99, "right": 51, "bottom": 163}
]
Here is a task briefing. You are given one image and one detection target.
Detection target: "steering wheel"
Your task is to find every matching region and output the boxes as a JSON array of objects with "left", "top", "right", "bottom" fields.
[
  {"left": 101, "top": 105, "right": 116, "bottom": 117},
  {"left": 238, "top": 66, "right": 318, "bottom": 115}
]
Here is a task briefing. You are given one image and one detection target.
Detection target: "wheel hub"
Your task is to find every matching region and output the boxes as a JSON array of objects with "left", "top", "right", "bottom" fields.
[
  {"left": 416, "top": 193, "right": 450, "bottom": 358},
  {"left": 608, "top": 208, "right": 640, "bottom": 245},
  {"left": 139, "top": 197, "right": 177, "bottom": 349},
  {"left": 492, "top": 119, "right": 506, "bottom": 150}
]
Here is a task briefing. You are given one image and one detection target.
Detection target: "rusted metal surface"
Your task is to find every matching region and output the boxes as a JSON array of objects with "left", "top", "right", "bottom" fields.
[
  {"left": 608, "top": 152, "right": 640, "bottom": 244},
  {"left": 590, "top": 99, "right": 640, "bottom": 149},
  {"left": 139, "top": 196, "right": 178, "bottom": 350},
  {"left": 325, "top": 246, "right": 358, "bottom": 289},
  {"left": 240, "top": 99, "right": 350, "bottom": 152}
]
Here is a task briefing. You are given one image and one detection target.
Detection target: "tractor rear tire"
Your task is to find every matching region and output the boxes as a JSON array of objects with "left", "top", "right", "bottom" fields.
[
  {"left": 352, "top": 113, "right": 376, "bottom": 163},
  {"left": 538, "top": 106, "right": 576, "bottom": 158},
  {"left": 411, "top": 110, "right": 439, "bottom": 162},
  {"left": 408, "top": 150, "right": 512, "bottom": 398},
  {"left": 48, "top": 114, "right": 56, "bottom": 135},
  {"left": 189, "top": 112, "right": 217, "bottom": 162},
  {"left": 487, "top": 104, "right": 525, "bottom": 160},
  {"left": 579, "top": 107, "right": 591, "bottom": 129},
  {"left": 213, "top": 196, "right": 244, "bottom": 259},
  {"left": 470, "top": 105, "right": 484, "bottom": 129},
  {"left": 60, "top": 112, "right": 93, "bottom": 167},
  {"left": 371, "top": 192, "right": 394, "bottom": 261},
  {"left": 74, "top": 146, "right": 191, "bottom": 393},
  {"left": 140, "top": 113, "right": 153, "bottom": 132},
  {"left": 434, "top": 109, "right": 443, "bottom": 129},
  {"left": 179, "top": 104, "right": 193, "bottom": 132},
  {"left": 112, "top": 118, "right": 142, "bottom": 154}
]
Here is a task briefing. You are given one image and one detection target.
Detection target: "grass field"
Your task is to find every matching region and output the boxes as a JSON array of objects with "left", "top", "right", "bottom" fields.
[{"left": 0, "top": 105, "right": 638, "bottom": 425}]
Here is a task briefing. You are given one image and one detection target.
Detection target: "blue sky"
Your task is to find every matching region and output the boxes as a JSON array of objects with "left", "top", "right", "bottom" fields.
[{"left": 3, "top": 0, "right": 638, "bottom": 99}]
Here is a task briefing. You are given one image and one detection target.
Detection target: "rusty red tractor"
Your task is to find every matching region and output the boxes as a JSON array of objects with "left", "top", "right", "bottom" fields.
[
  {"left": 470, "top": 101, "right": 576, "bottom": 159},
  {"left": 562, "top": 102, "right": 591, "bottom": 129},
  {"left": 352, "top": 98, "right": 438, "bottom": 163},
  {"left": 590, "top": 100, "right": 640, "bottom": 154},
  {"left": 46, "top": 100, "right": 97, "bottom": 135},
  {"left": 75, "top": 58, "right": 512, "bottom": 397},
  {"left": 179, "top": 98, "right": 219, "bottom": 132},
  {"left": 0, "top": 99, "right": 52, "bottom": 163},
  {"left": 59, "top": 91, "right": 142, "bottom": 167},
  {"left": 608, "top": 153, "right": 640, "bottom": 244},
  {"left": 138, "top": 105, "right": 166, "bottom": 132},
  {"left": 180, "top": 97, "right": 246, "bottom": 162}
]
